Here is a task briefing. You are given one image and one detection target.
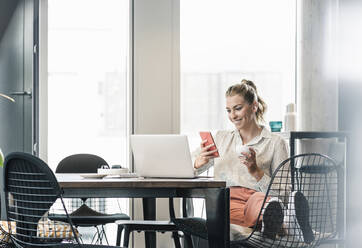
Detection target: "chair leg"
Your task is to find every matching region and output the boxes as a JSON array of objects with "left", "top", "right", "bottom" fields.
[
  {"left": 183, "top": 234, "right": 194, "bottom": 248},
  {"left": 172, "top": 231, "right": 181, "bottom": 248},
  {"left": 101, "top": 225, "right": 110, "bottom": 245},
  {"left": 94, "top": 226, "right": 104, "bottom": 244},
  {"left": 116, "top": 224, "right": 124, "bottom": 246},
  {"left": 91, "top": 226, "right": 99, "bottom": 244},
  {"left": 123, "top": 226, "right": 131, "bottom": 247}
]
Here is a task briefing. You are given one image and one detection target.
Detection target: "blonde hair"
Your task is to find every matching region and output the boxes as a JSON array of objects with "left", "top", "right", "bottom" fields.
[{"left": 225, "top": 79, "right": 267, "bottom": 123}]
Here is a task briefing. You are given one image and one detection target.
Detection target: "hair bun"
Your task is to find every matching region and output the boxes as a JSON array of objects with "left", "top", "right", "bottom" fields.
[{"left": 241, "top": 79, "right": 257, "bottom": 92}]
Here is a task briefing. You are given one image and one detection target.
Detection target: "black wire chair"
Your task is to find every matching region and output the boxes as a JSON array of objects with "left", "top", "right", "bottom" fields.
[
  {"left": 172, "top": 153, "right": 344, "bottom": 248},
  {"left": 47, "top": 154, "right": 130, "bottom": 245},
  {"left": 3, "top": 152, "right": 125, "bottom": 248},
  {"left": 115, "top": 197, "right": 192, "bottom": 247}
]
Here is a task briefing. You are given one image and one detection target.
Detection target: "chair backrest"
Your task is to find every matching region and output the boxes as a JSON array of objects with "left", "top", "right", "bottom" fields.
[
  {"left": 56, "top": 153, "right": 108, "bottom": 173},
  {"left": 290, "top": 153, "right": 343, "bottom": 246},
  {"left": 4, "top": 152, "right": 77, "bottom": 247},
  {"left": 55, "top": 153, "right": 109, "bottom": 207},
  {"left": 243, "top": 153, "right": 342, "bottom": 248}
]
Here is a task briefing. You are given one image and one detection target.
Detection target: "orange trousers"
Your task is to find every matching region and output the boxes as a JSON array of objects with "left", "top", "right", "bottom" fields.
[{"left": 230, "top": 187, "right": 268, "bottom": 227}]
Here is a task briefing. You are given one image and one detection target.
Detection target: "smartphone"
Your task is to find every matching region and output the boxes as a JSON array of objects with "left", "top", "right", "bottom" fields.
[{"left": 199, "top": 131, "right": 219, "bottom": 157}]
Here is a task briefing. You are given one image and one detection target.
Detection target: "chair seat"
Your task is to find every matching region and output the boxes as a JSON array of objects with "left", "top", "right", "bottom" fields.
[
  {"left": 82, "top": 246, "right": 126, "bottom": 248},
  {"left": 172, "top": 217, "right": 208, "bottom": 239},
  {"left": 230, "top": 241, "right": 258, "bottom": 248},
  {"left": 49, "top": 204, "right": 130, "bottom": 226},
  {"left": 116, "top": 220, "right": 178, "bottom": 232},
  {"left": 46, "top": 244, "right": 126, "bottom": 248}
]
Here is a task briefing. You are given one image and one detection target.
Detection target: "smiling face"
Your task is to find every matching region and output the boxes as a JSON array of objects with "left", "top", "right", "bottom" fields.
[{"left": 226, "top": 94, "right": 258, "bottom": 130}]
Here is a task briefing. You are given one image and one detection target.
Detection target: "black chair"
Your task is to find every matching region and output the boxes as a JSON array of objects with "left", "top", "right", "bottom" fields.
[
  {"left": 172, "top": 153, "right": 344, "bottom": 248},
  {"left": 47, "top": 154, "right": 130, "bottom": 244},
  {"left": 115, "top": 197, "right": 189, "bottom": 247},
  {"left": 3, "top": 151, "right": 125, "bottom": 248}
]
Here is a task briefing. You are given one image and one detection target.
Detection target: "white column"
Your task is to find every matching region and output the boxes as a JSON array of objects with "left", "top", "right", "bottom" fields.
[
  {"left": 133, "top": 0, "right": 180, "bottom": 135},
  {"left": 133, "top": 0, "right": 180, "bottom": 247},
  {"left": 297, "top": 0, "right": 338, "bottom": 131}
]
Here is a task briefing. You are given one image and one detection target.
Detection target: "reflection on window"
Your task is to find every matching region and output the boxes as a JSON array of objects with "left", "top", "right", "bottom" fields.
[
  {"left": 48, "top": 0, "right": 129, "bottom": 242},
  {"left": 181, "top": 0, "right": 296, "bottom": 217}
]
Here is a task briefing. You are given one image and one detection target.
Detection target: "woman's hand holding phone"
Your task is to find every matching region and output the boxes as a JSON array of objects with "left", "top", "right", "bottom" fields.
[{"left": 194, "top": 132, "right": 219, "bottom": 169}]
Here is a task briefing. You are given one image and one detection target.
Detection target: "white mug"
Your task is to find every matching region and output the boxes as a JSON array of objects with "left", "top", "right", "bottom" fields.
[
  {"left": 239, "top": 146, "right": 257, "bottom": 157},
  {"left": 239, "top": 146, "right": 250, "bottom": 157}
]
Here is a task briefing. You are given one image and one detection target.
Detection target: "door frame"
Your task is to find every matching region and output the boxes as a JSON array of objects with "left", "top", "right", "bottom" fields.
[
  {"left": 38, "top": 0, "right": 47, "bottom": 162},
  {"left": 32, "top": 0, "right": 39, "bottom": 156}
]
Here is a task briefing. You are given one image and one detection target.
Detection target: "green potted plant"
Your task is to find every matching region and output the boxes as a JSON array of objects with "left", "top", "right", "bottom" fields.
[
  {"left": 0, "top": 148, "right": 3, "bottom": 167},
  {"left": 0, "top": 93, "right": 15, "bottom": 166}
]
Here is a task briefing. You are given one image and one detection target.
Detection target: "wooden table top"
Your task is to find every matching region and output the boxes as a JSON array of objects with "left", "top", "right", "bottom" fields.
[{"left": 57, "top": 174, "right": 226, "bottom": 188}]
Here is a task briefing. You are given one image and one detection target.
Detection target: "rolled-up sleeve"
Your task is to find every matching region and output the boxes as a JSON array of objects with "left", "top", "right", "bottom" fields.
[
  {"left": 191, "top": 146, "right": 214, "bottom": 175},
  {"left": 194, "top": 159, "right": 214, "bottom": 175}
]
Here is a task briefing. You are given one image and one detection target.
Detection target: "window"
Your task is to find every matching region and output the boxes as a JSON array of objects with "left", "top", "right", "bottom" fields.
[
  {"left": 181, "top": 0, "right": 296, "bottom": 217},
  {"left": 181, "top": 0, "right": 296, "bottom": 149},
  {"left": 47, "top": 0, "right": 129, "bottom": 242}
]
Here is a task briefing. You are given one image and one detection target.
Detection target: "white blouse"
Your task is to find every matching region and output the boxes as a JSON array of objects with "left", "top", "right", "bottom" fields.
[{"left": 193, "top": 126, "right": 289, "bottom": 193}]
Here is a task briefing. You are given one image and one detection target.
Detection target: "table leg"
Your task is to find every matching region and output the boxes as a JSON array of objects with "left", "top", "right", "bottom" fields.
[
  {"left": 143, "top": 198, "right": 156, "bottom": 248},
  {"left": 205, "top": 188, "right": 230, "bottom": 248},
  {"left": 290, "top": 134, "right": 296, "bottom": 191}
]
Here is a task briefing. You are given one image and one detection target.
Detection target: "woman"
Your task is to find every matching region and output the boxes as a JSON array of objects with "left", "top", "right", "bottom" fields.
[{"left": 193, "top": 79, "right": 290, "bottom": 240}]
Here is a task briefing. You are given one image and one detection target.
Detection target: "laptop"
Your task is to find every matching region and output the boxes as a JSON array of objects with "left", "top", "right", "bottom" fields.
[{"left": 130, "top": 134, "right": 196, "bottom": 178}]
